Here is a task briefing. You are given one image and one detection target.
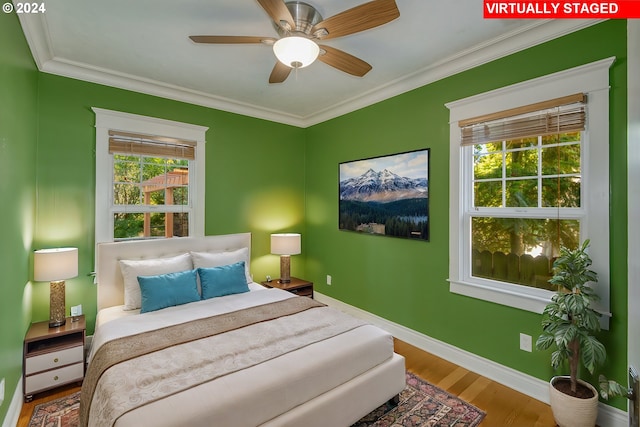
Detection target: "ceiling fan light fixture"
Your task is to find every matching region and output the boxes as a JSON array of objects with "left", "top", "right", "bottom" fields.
[{"left": 273, "top": 36, "right": 319, "bottom": 69}]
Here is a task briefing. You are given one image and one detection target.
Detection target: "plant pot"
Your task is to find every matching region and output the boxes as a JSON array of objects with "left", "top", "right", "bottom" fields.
[{"left": 549, "top": 376, "right": 599, "bottom": 427}]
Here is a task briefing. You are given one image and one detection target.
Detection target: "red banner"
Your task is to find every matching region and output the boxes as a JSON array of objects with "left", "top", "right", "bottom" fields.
[{"left": 484, "top": 1, "right": 640, "bottom": 18}]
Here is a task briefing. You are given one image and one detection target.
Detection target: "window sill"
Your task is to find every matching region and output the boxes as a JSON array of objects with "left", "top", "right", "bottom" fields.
[
  {"left": 448, "top": 279, "right": 552, "bottom": 314},
  {"left": 448, "top": 278, "right": 611, "bottom": 329}
]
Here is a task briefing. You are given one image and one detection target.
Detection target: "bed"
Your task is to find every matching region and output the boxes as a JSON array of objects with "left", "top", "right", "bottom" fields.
[{"left": 82, "top": 232, "right": 406, "bottom": 427}]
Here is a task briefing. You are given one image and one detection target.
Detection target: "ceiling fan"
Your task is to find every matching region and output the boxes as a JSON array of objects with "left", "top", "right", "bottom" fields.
[{"left": 189, "top": 0, "right": 400, "bottom": 83}]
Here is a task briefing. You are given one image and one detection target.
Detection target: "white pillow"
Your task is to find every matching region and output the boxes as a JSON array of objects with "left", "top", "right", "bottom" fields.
[
  {"left": 119, "top": 253, "right": 193, "bottom": 310},
  {"left": 190, "top": 247, "right": 252, "bottom": 284}
]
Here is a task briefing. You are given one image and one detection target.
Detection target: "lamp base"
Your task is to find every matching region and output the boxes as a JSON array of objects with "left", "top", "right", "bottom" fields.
[
  {"left": 49, "top": 319, "right": 66, "bottom": 328},
  {"left": 279, "top": 255, "right": 291, "bottom": 283},
  {"left": 49, "top": 280, "right": 66, "bottom": 328}
]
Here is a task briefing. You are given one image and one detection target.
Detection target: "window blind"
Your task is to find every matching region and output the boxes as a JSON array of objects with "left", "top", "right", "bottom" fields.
[
  {"left": 458, "top": 93, "right": 586, "bottom": 146},
  {"left": 108, "top": 130, "right": 196, "bottom": 160}
]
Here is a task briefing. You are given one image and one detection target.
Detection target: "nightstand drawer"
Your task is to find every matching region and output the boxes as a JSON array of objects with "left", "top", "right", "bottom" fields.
[
  {"left": 25, "top": 345, "right": 84, "bottom": 375},
  {"left": 24, "top": 362, "right": 84, "bottom": 394}
]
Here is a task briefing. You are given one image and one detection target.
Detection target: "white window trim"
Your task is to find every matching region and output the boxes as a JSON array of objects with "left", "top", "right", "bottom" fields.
[
  {"left": 445, "top": 57, "right": 614, "bottom": 326},
  {"left": 93, "top": 108, "right": 208, "bottom": 243}
]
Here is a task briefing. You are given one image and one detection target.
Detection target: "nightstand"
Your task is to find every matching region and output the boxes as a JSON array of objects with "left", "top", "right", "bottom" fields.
[
  {"left": 261, "top": 277, "right": 314, "bottom": 298},
  {"left": 23, "top": 315, "right": 86, "bottom": 402}
]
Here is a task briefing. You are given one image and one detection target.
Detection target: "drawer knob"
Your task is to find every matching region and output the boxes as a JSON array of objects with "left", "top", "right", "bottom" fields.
[
  {"left": 53, "top": 375, "right": 59, "bottom": 381},
  {"left": 53, "top": 357, "right": 59, "bottom": 363}
]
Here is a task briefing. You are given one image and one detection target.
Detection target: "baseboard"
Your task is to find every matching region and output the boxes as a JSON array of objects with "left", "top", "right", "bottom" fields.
[
  {"left": 2, "top": 379, "right": 22, "bottom": 427},
  {"left": 315, "top": 292, "right": 628, "bottom": 427}
]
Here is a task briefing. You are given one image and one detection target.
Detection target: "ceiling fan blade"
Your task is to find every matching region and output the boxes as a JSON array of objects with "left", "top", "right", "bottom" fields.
[
  {"left": 318, "top": 45, "right": 372, "bottom": 77},
  {"left": 311, "top": 0, "right": 399, "bottom": 40},
  {"left": 269, "top": 61, "right": 292, "bottom": 83},
  {"left": 257, "top": 0, "right": 296, "bottom": 31},
  {"left": 189, "top": 35, "right": 275, "bottom": 44}
]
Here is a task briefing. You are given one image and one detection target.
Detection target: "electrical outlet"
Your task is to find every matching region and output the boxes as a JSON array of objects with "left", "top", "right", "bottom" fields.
[
  {"left": 519, "top": 333, "right": 532, "bottom": 352},
  {"left": 0, "top": 377, "right": 5, "bottom": 407},
  {"left": 326, "top": 275, "right": 332, "bottom": 285}
]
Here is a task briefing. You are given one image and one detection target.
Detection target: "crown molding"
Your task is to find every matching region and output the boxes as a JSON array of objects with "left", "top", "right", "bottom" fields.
[
  {"left": 16, "top": 9, "right": 52, "bottom": 69},
  {"left": 305, "top": 19, "right": 603, "bottom": 126},
  {"left": 17, "top": 11, "right": 602, "bottom": 128},
  {"left": 39, "top": 57, "right": 310, "bottom": 128}
]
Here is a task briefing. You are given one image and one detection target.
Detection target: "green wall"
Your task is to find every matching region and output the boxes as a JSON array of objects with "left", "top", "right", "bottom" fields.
[
  {"left": 31, "top": 74, "right": 307, "bottom": 335},
  {"left": 305, "top": 20, "right": 628, "bottom": 410},
  {"left": 0, "top": 12, "right": 38, "bottom": 423},
  {"left": 0, "top": 14, "right": 630, "bottom": 423}
]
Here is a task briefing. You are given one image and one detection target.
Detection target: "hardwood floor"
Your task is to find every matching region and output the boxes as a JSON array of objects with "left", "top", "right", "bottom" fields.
[{"left": 17, "top": 339, "right": 556, "bottom": 426}]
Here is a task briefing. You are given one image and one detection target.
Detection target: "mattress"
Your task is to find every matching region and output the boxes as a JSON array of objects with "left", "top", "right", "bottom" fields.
[{"left": 87, "top": 287, "right": 397, "bottom": 427}]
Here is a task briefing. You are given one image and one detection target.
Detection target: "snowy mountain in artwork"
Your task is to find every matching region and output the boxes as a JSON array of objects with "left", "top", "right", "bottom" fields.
[{"left": 339, "top": 168, "right": 428, "bottom": 202}]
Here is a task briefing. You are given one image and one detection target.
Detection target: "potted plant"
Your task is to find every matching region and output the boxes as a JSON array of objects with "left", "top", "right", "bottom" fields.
[{"left": 535, "top": 240, "right": 626, "bottom": 427}]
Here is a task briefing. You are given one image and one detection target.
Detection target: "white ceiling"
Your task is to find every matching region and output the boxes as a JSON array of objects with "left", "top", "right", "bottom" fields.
[{"left": 15, "top": 1, "right": 598, "bottom": 127}]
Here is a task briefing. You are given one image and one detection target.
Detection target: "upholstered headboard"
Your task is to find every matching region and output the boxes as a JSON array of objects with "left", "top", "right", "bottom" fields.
[{"left": 96, "top": 233, "right": 252, "bottom": 310}]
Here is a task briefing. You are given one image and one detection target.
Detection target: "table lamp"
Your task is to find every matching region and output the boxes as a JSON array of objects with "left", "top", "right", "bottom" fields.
[
  {"left": 270, "top": 233, "right": 301, "bottom": 283},
  {"left": 34, "top": 247, "right": 78, "bottom": 327}
]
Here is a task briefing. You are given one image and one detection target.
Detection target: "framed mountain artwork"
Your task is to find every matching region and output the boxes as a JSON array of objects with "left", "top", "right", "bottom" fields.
[{"left": 339, "top": 149, "right": 430, "bottom": 241}]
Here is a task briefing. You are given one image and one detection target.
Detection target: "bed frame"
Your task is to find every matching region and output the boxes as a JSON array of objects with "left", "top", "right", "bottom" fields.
[{"left": 95, "top": 232, "right": 405, "bottom": 427}]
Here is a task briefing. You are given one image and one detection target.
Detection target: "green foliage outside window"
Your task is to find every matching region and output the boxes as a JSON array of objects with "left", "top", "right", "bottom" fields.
[
  {"left": 471, "top": 132, "right": 582, "bottom": 288},
  {"left": 113, "top": 155, "right": 189, "bottom": 239}
]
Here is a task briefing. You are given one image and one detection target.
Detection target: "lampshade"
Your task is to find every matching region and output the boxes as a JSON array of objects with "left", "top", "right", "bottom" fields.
[
  {"left": 271, "top": 234, "right": 301, "bottom": 284},
  {"left": 34, "top": 248, "right": 78, "bottom": 281},
  {"left": 271, "top": 233, "right": 301, "bottom": 255},
  {"left": 273, "top": 37, "right": 319, "bottom": 69}
]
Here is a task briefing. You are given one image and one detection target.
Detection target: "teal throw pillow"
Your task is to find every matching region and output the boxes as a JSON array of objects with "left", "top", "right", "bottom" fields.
[
  {"left": 138, "top": 269, "right": 200, "bottom": 313},
  {"left": 198, "top": 261, "right": 249, "bottom": 299}
]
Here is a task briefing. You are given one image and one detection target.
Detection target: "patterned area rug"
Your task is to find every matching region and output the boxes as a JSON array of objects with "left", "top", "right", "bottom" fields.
[
  {"left": 352, "top": 372, "right": 485, "bottom": 427},
  {"left": 29, "top": 373, "right": 485, "bottom": 427},
  {"left": 28, "top": 392, "right": 80, "bottom": 427}
]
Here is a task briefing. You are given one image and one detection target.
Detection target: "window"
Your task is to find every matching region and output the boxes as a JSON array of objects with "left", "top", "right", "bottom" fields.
[
  {"left": 466, "top": 96, "right": 585, "bottom": 291},
  {"left": 94, "top": 108, "right": 208, "bottom": 243},
  {"left": 446, "top": 58, "right": 613, "bottom": 325}
]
